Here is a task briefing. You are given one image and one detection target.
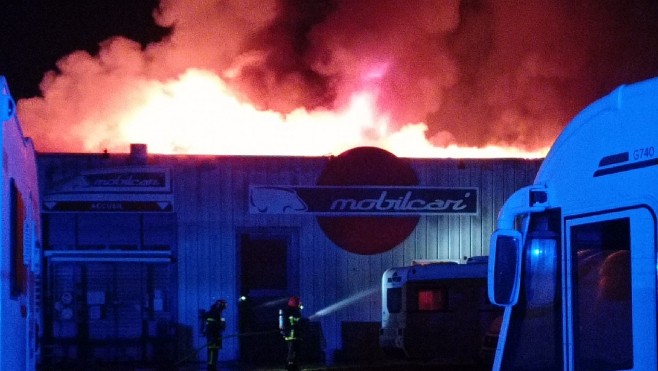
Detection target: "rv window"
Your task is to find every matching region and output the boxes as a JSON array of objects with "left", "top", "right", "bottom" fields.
[
  {"left": 524, "top": 215, "right": 558, "bottom": 307},
  {"left": 387, "top": 287, "right": 402, "bottom": 313},
  {"left": 572, "top": 218, "right": 632, "bottom": 370},
  {"left": 417, "top": 287, "right": 447, "bottom": 311},
  {"left": 525, "top": 237, "right": 557, "bottom": 307},
  {"left": 10, "top": 178, "right": 27, "bottom": 298}
]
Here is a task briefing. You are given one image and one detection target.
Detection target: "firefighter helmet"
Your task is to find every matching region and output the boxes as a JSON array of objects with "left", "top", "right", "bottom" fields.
[
  {"left": 214, "top": 298, "right": 228, "bottom": 310},
  {"left": 288, "top": 296, "right": 301, "bottom": 308}
]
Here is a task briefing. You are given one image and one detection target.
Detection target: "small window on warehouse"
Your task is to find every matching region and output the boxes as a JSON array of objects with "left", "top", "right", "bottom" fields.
[{"left": 44, "top": 212, "right": 176, "bottom": 251}]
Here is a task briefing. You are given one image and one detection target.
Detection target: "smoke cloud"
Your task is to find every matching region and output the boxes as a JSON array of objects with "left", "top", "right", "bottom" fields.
[{"left": 17, "top": 0, "right": 658, "bottom": 154}]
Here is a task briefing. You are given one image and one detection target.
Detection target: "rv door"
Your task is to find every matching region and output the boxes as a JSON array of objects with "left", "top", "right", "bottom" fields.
[{"left": 565, "top": 207, "right": 656, "bottom": 370}]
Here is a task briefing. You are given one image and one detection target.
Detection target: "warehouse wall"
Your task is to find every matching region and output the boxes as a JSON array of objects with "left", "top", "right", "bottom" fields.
[{"left": 37, "top": 151, "right": 541, "bottom": 365}]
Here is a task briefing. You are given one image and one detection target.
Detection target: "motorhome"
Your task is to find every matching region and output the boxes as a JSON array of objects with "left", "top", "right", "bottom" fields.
[
  {"left": 488, "top": 76, "right": 658, "bottom": 370},
  {"left": 0, "top": 76, "right": 43, "bottom": 370},
  {"left": 380, "top": 257, "right": 501, "bottom": 363}
]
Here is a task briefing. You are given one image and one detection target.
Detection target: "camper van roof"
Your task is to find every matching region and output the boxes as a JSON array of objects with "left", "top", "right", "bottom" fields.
[{"left": 535, "top": 76, "right": 658, "bottom": 212}]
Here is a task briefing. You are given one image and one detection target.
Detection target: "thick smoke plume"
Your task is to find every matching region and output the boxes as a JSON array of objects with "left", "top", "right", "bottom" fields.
[{"left": 17, "top": 0, "right": 658, "bottom": 155}]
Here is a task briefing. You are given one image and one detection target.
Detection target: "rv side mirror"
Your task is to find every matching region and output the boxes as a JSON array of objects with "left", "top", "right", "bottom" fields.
[{"left": 488, "top": 230, "right": 522, "bottom": 306}]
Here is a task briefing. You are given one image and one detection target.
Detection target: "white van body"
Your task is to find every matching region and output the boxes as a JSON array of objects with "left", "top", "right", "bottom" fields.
[
  {"left": 488, "top": 76, "right": 658, "bottom": 370},
  {"left": 0, "top": 76, "right": 42, "bottom": 370},
  {"left": 380, "top": 257, "right": 501, "bottom": 363}
]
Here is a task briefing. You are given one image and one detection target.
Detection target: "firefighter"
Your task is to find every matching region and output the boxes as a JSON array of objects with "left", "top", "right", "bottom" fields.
[
  {"left": 280, "top": 296, "right": 303, "bottom": 371},
  {"left": 201, "top": 299, "right": 227, "bottom": 371}
]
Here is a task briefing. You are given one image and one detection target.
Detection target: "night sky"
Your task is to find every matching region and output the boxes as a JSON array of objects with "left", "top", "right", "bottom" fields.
[
  {"left": 1, "top": 0, "right": 167, "bottom": 100},
  {"left": 2, "top": 0, "right": 658, "bottom": 154}
]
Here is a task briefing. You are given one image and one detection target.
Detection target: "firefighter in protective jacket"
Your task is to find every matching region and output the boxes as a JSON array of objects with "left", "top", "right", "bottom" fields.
[
  {"left": 280, "top": 296, "right": 302, "bottom": 371},
  {"left": 201, "top": 299, "right": 227, "bottom": 371}
]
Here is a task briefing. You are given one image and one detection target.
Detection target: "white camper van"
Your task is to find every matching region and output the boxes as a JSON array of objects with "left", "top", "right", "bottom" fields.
[
  {"left": 488, "top": 76, "right": 658, "bottom": 370},
  {"left": 380, "top": 257, "right": 501, "bottom": 363},
  {"left": 0, "top": 76, "right": 42, "bottom": 370}
]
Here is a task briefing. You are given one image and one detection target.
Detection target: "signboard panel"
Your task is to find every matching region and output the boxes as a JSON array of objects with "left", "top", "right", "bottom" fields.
[
  {"left": 249, "top": 186, "right": 478, "bottom": 216},
  {"left": 49, "top": 168, "right": 171, "bottom": 194},
  {"left": 43, "top": 200, "right": 173, "bottom": 212},
  {"left": 43, "top": 167, "right": 174, "bottom": 212}
]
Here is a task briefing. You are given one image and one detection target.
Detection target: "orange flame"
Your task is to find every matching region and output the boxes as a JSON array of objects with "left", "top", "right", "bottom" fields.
[{"left": 89, "top": 68, "right": 546, "bottom": 158}]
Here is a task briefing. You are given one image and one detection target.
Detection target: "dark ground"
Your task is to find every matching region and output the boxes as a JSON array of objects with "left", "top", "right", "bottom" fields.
[
  {"left": 222, "top": 362, "right": 490, "bottom": 371},
  {"left": 179, "top": 361, "right": 490, "bottom": 371},
  {"left": 42, "top": 359, "right": 491, "bottom": 371}
]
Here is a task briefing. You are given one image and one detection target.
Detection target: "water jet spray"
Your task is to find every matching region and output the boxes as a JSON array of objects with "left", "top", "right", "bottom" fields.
[{"left": 309, "top": 286, "right": 379, "bottom": 320}]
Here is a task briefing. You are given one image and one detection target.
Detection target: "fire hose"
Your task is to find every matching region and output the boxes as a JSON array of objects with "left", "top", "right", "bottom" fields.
[{"left": 175, "top": 329, "right": 282, "bottom": 366}]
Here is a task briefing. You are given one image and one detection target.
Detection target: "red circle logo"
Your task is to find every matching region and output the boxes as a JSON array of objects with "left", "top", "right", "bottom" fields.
[{"left": 317, "top": 147, "right": 419, "bottom": 255}]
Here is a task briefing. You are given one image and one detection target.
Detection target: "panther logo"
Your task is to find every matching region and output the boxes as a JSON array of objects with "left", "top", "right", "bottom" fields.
[{"left": 249, "top": 186, "right": 308, "bottom": 213}]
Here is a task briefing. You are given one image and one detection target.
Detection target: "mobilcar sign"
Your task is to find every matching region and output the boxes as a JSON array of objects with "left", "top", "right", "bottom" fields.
[
  {"left": 50, "top": 168, "right": 171, "bottom": 193},
  {"left": 328, "top": 188, "right": 476, "bottom": 213},
  {"left": 314, "top": 146, "right": 420, "bottom": 255},
  {"left": 249, "top": 185, "right": 478, "bottom": 216},
  {"left": 43, "top": 168, "right": 174, "bottom": 213}
]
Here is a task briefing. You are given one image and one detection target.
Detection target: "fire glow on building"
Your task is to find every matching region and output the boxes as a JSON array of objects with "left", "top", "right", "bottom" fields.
[
  {"left": 16, "top": 0, "right": 632, "bottom": 159},
  {"left": 22, "top": 67, "right": 550, "bottom": 158}
]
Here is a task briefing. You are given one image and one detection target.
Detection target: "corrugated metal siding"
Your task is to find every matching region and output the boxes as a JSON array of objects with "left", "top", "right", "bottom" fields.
[{"left": 37, "top": 153, "right": 541, "bottom": 364}]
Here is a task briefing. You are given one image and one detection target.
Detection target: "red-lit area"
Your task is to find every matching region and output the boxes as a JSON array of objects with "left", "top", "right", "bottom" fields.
[
  {"left": 418, "top": 288, "right": 447, "bottom": 311},
  {"left": 19, "top": 68, "right": 548, "bottom": 158},
  {"left": 15, "top": 0, "right": 588, "bottom": 159}
]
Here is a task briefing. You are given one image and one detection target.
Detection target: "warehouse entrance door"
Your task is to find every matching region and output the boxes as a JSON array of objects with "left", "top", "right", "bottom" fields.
[{"left": 237, "top": 229, "right": 298, "bottom": 365}]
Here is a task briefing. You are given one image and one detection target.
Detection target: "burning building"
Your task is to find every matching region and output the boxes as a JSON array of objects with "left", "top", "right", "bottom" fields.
[
  {"left": 36, "top": 144, "right": 540, "bottom": 367},
  {"left": 3, "top": 1, "right": 656, "bottom": 368}
]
